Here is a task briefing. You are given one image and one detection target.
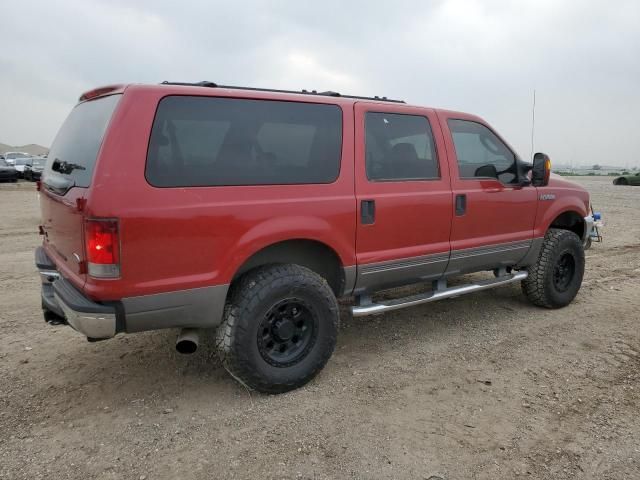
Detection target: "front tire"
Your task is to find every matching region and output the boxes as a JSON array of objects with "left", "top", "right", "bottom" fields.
[
  {"left": 216, "top": 264, "right": 339, "bottom": 394},
  {"left": 522, "top": 229, "right": 585, "bottom": 308}
]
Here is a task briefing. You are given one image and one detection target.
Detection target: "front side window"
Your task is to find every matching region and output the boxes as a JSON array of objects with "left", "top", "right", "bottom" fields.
[
  {"left": 365, "top": 112, "right": 439, "bottom": 181},
  {"left": 146, "top": 96, "right": 342, "bottom": 187},
  {"left": 448, "top": 119, "right": 517, "bottom": 184}
]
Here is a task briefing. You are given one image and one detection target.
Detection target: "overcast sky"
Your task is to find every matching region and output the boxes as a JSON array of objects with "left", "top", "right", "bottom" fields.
[{"left": 1, "top": 0, "right": 639, "bottom": 166}]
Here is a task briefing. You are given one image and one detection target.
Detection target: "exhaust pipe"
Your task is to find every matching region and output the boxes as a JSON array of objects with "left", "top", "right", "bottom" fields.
[{"left": 176, "top": 328, "right": 199, "bottom": 354}]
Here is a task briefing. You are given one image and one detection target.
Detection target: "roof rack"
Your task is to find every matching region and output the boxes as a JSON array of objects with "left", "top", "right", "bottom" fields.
[{"left": 160, "top": 81, "right": 405, "bottom": 103}]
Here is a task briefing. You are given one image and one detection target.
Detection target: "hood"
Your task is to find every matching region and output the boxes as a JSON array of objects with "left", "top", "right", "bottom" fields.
[{"left": 547, "top": 172, "right": 584, "bottom": 190}]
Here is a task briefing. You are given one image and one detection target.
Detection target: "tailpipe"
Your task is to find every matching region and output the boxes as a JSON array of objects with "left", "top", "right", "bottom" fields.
[{"left": 175, "top": 328, "right": 199, "bottom": 354}]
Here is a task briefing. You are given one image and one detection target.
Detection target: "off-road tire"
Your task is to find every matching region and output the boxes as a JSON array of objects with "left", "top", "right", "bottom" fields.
[
  {"left": 522, "top": 228, "right": 585, "bottom": 308},
  {"left": 216, "top": 264, "right": 339, "bottom": 394}
]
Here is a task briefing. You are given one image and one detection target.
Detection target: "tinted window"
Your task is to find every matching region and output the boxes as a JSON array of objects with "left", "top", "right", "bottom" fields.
[
  {"left": 365, "top": 112, "right": 439, "bottom": 181},
  {"left": 44, "top": 94, "right": 121, "bottom": 188},
  {"left": 448, "top": 119, "right": 517, "bottom": 184},
  {"left": 146, "top": 96, "right": 342, "bottom": 187}
]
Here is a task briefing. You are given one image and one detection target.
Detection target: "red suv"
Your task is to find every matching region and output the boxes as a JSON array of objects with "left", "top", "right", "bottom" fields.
[{"left": 36, "top": 82, "right": 596, "bottom": 393}]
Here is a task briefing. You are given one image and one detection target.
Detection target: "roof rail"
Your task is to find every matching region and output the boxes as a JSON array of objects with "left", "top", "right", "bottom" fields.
[{"left": 160, "top": 81, "right": 405, "bottom": 103}]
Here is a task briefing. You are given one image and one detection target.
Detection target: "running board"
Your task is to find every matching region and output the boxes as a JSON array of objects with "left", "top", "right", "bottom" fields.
[{"left": 351, "top": 271, "right": 528, "bottom": 317}]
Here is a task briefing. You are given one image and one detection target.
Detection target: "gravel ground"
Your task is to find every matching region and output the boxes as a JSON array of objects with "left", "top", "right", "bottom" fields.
[{"left": 0, "top": 176, "right": 638, "bottom": 480}]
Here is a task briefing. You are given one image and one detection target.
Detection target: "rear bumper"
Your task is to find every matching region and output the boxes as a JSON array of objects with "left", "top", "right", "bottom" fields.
[
  {"left": 54, "top": 278, "right": 117, "bottom": 338},
  {"left": 36, "top": 247, "right": 116, "bottom": 338},
  {"left": 36, "top": 246, "right": 228, "bottom": 339}
]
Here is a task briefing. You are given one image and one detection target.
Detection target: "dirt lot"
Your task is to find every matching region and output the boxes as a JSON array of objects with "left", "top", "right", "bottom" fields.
[{"left": 0, "top": 176, "right": 638, "bottom": 480}]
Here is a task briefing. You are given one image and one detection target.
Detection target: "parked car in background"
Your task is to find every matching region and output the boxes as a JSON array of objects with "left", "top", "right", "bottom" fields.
[
  {"left": 23, "top": 157, "right": 47, "bottom": 181},
  {"left": 13, "top": 157, "right": 34, "bottom": 178},
  {"left": 613, "top": 172, "right": 640, "bottom": 186},
  {"left": 0, "top": 159, "right": 18, "bottom": 182},
  {"left": 3, "top": 152, "right": 30, "bottom": 166}
]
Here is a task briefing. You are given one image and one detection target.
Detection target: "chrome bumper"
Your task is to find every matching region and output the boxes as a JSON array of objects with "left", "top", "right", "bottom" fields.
[
  {"left": 54, "top": 291, "right": 117, "bottom": 339},
  {"left": 36, "top": 246, "right": 117, "bottom": 340}
]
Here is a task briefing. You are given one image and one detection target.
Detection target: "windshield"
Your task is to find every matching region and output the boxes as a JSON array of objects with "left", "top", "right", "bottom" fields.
[{"left": 44, "top": 94, "right": 121, "bottom": 189}]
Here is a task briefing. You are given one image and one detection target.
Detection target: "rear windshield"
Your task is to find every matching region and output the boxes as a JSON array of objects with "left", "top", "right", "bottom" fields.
[
  {"left": 44, "top": 94, "right": 121, "bottom": 189},
  {"left": 146, "top": 96, "right": 342, "bottom": 187}
]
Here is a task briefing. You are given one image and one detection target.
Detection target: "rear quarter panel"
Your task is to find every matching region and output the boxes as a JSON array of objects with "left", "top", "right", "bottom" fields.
[{"left": 83, "top": 86, "right": 356, "bottom": 301}]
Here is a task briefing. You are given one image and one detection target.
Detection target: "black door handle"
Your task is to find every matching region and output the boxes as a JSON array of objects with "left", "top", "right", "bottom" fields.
[
  {"left": 361, "top": 200, "right": 375, "bottom": 224},
  {"left": 455, "top": 194, "right": 466, "bottom": 216}
]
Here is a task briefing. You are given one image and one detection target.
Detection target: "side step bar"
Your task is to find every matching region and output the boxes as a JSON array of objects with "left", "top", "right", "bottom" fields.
[{"left": 351, "top": 271, "right": 528, "bottom": 317}]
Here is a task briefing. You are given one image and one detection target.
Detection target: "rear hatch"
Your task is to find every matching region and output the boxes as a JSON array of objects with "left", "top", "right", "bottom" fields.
[{"left": 40, "top": 93, "right": 121, "bottom": 288}]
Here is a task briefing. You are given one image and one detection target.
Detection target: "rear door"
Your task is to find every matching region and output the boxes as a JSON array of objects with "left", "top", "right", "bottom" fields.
[
  {"left": 353, "top": 102, "right": 453, "bottom": 293},
  {"left": 40, "top": 94, "right": 121, "bottom": 288},
  {"left": 437, "top": 112, "right": 537, "bottom": 275}
]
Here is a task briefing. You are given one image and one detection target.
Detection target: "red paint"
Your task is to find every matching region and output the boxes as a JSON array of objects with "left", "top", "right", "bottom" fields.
[
  {"left": 354, "top": 102, "right": 453, "bottom": 266},
  {"left": 39, "top": 84, "right": 590, "bottom": 302}
]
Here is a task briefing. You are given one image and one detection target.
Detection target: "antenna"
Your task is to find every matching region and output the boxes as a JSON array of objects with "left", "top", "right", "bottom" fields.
[{"left": 530, "top": 89, "right": 536, "bottom": 160}]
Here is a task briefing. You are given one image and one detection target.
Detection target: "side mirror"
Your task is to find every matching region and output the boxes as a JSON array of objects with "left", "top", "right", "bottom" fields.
[{"left": 531, "top": 152, "right": 551, "bottom": 187}]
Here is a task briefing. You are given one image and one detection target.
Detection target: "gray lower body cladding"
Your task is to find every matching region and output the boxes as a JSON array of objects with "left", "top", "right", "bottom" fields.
[
  {"left": 353, "top": 238, "right": 544, "bottom": 294},
  {"left": 445, "top": 239, "right": 537, "bottom": 276},
  {"left": 122, "top": 285, "right": 229, "bottom": 333}
]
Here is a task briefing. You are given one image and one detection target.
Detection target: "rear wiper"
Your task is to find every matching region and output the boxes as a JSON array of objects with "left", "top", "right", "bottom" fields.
[{"left": 52, "top": 159, "right": 86, "bottom": 175}]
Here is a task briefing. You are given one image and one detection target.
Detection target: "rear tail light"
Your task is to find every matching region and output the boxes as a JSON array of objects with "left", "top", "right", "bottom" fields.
[{"left": 84, "top": 219, "right": 120, "bottom": 278}]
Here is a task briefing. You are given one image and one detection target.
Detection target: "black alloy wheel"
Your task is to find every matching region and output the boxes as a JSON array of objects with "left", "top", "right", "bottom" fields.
[
  {"left": 552, "top": 252, "right": 576, "bottom": 292},
  {"left": 257, "top": 299, "right": 318, "bottom": 367}
]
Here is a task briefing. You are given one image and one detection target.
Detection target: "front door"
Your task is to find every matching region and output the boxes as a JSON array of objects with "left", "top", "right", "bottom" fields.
[
  {"left": 353, "top": 102, "right": 453, "bottom": 294},
  {"left": 436, "top": 112, "right": 538, "bottom": 275}
]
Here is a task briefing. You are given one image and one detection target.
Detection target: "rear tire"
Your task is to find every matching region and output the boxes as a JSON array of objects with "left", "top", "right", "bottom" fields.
[
  {"left": 522, "top": 228, "right": 585, "bottom": 308},
  {"left": 216, "top": 264, "right": 339, "bottom": 394}
]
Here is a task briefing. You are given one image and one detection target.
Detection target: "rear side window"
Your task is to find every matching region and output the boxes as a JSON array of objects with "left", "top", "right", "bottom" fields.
[
  {"left": 365, "top": 112, "right": 439, "bottom": 181},
  {"left": 44, "top": 94, "right": 121, "bottom": 188},
  {"left": 146, "top": 96, "right": 342, "bottom": 187}
]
